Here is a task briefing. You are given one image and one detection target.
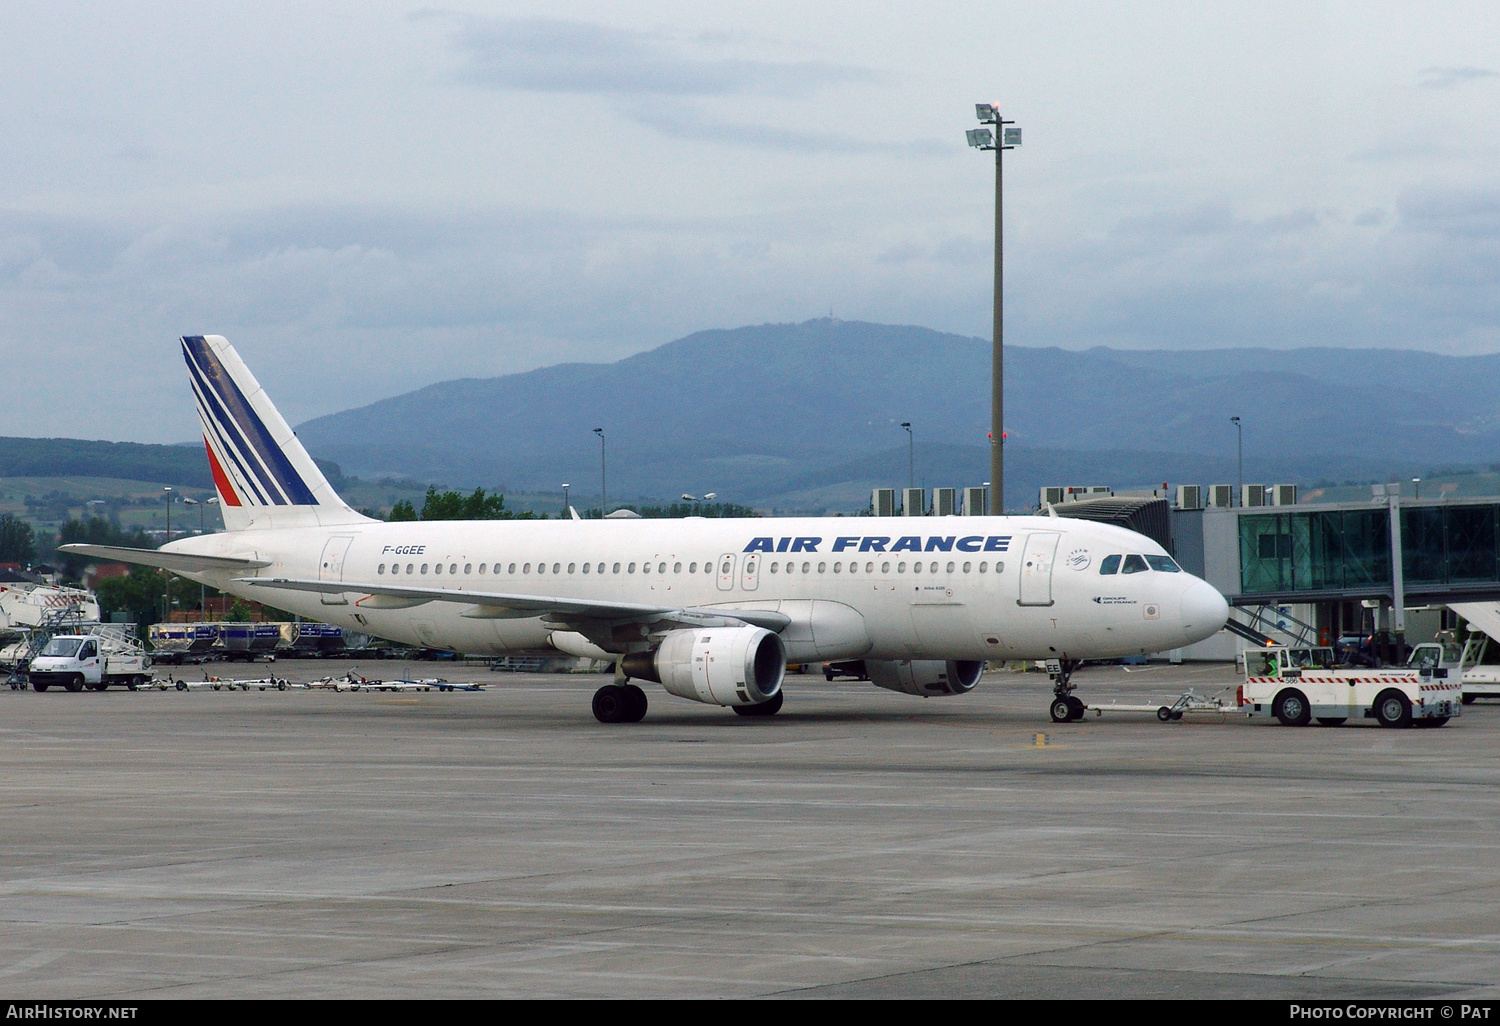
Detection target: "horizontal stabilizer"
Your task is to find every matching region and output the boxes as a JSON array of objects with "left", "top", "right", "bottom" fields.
[
  {"left": 233, "top": 577, "right": 792, "bottom": 631},
  {"left": 59, "top": 544, "right": 272, "bottom": 574}
]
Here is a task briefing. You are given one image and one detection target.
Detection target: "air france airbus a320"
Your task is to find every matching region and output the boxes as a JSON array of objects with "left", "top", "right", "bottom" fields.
[{"left": 63, "top": 336, "right": 1230, "bottom": 723}]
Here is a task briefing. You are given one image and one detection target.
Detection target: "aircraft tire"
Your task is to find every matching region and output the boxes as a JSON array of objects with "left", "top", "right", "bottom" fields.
[
  {"left": 592, "top": 684, "right": 631, "bottom": 724},
  {"left": 1049, "top": 698, "right": 1072, "bottom": 723},
  {"left": 733, "top": 691, "right": 783, "bottom": 717},
  {"left": 623, "top": 684, "right": 648, "bottom": 722}
]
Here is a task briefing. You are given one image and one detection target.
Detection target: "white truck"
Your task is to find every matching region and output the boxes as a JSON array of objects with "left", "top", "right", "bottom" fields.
[
  {"left": 1408, "top": 635, "right": 1500, "bottom": 704},
  {"left": 1240, "top": 645, "right": 1460, "bottom": 728},
  {"left": 28, "top": 626, "right": 152, "bottom": 692},
  {"left": 1444, "top": 603, "right": 1500, "bottom": 703}
]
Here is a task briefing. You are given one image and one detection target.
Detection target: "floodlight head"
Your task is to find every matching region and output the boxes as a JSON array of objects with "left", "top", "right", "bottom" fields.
[
  {"left": 965, "top": 128, "right": 994, "bottom": 149},
  {"left": 901, "top": 422, "right": 911, "bottom": 429},
  {"left": 1002, "top": 126, "right": 1021, "bottom": 147},
  {"left": 682, "top": 494, "right": 696, "bottom": 501},
  {"left": 975, "top": 103, "right": 997, "bottom": 121},
  {"left": 704, "top": 492, "right": 717, "bottom": 501}
]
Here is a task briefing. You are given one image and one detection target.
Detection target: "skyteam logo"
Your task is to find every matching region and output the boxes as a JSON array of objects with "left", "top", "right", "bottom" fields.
[
  {"left": 744, "top": 535, "right": 1011, "bottom": 554},
  {"left": 1066, "top": 548, "right": 1091, "bottom": 570}
]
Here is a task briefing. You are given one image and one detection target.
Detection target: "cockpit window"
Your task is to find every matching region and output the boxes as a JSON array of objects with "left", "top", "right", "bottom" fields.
[
  {"left": 1121, "top": 554, "right": 1149, "bottom": 574},
  {"left": 1146, "top": 555, "right": 1181, "bottom": 572},
  {"left": 1099, "top": 555, "right": 1121, "bottom": 575}
]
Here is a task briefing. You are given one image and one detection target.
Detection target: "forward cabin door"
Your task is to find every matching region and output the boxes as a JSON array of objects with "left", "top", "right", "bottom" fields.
[
  {"left": 740, "top": 553, "right": 761, "bottom": 592},
  {"left": 717, "top": 554, "right": 737, "bottom": 592},
  {"left": 318, "top": 536, "right": 355, "bottom": 605},
  {"left": 1018, "top": 532, "right": 1060, "bottom": 607}
]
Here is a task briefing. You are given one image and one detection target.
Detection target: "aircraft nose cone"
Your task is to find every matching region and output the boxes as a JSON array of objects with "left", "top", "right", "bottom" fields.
[{"left": 1180, "top": 579, "right": 1229, "bottom": 642}]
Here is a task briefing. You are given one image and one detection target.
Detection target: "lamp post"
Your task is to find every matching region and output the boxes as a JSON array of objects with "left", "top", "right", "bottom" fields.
[
  {"left": 162, "top": 487, "right": 172, "bottom": 622},
  {"left": 901, "top": 422, "right": 914, "bottom": 490},
  {"left": 1230, "top": 417, "right": 1242, "bottom": 505},
  {"left": 593, "top": 428, "right": 606, "bottom": 518},
  {"left": 968, "top": 103, "right": 1020, "bottom": 513},
  {"left": 1412, "top": 477, "right": 1421, "bottom": 500},
  {"left": 562, "top": 483, "right": 570, "bottom": 518}
]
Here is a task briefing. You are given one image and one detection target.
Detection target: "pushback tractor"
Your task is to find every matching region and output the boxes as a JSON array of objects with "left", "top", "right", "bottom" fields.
[{"left": 1239, "top": 645, "right": 1460, "bottom": 728}]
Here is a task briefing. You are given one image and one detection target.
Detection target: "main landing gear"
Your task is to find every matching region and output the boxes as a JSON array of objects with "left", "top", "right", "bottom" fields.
[
  {"left": 1047, "top": 659, "right": 1086, "bottom": 723},
  {"left": 593, "top": 682, "right": 648, "bottom": 723}
]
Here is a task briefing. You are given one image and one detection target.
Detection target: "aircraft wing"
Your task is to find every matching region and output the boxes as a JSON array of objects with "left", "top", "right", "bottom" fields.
[
  {"left": 232, "top": 576, "right": 793, "bottom": 632},
  {"left": 59, "top": 543, "right": 273, "bottom": 574}
]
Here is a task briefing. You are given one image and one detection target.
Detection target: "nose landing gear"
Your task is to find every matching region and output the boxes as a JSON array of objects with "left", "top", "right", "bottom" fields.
[{"left": 1047, "top": 659, "right": 1085, "bottom": 722}]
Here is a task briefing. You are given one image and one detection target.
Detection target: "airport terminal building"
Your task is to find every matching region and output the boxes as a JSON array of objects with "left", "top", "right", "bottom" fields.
[{"left": 1052, "top": 485, "right": 1500, "bottom": 660}]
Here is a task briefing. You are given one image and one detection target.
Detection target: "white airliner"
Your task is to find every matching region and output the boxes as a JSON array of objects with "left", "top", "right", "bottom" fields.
[{"left": 63, "top": 335, "right": 1230, "bottom": 723}]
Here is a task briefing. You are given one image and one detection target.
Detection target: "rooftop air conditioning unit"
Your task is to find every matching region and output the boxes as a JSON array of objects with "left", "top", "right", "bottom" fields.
[
  {"left": 963, "top": 487, "right": 988, "bottom": 516},
  {"left": 1176, "top": 485, "right": 1203, "bottom": 510},
  {"left": 872, "top": 488, "right": 897, "bottom": 517},
  {"left": 1207, "top": 485, "right": 1233, "bottom": 508},
  {"left": 1040, "top": 486, "right": 1066, "bottom": 507},
  {"left": 903, "top": 487, "right": 926, "bottom": 516},
  {"left": 1242, "top": 484, "right": 1268, "bottom": 508},
  {"left": 1272, "top": 484, "right": 1297, "bottom": 506},
  {"left": 932, "top": 487, "right": 957, "bottom": 516}
]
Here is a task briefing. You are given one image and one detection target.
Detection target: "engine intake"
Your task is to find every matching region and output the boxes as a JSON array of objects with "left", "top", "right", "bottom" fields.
[
  {"left": 620, "top": 626, "right": 785, "bottom": 707},
  {"left": 866, "top": 659, "right": 984, "bottom": 697}
]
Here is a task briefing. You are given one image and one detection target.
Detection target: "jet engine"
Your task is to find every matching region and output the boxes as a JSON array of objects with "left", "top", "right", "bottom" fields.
[
  {"left": 866, "top": 659, "right": 984, "bottom": 697},
  {"left": 620, "top": 626, "right": 785, "bottom": 707}
]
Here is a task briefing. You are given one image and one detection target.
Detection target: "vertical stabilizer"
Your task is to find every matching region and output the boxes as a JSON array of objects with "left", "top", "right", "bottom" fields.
[{"left": 182, "top": 335, "right": 372, "bottom": 532}]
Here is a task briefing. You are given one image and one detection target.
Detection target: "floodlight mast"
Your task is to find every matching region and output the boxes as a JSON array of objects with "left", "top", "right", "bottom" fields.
[{"left": 968, "top": 102, "right": 1019, "bottom": 512}]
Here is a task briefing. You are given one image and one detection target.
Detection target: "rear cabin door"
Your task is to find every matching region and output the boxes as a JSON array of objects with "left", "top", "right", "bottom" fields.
[
  {"left": 318, "top": 536, "right": 355, "bottom": 605},
  {"left": 717, "top": 554, "right": 737, "bottom": 592},
  {"left": 1018, "top": 532, "right": 1060, "bottom": 607}
]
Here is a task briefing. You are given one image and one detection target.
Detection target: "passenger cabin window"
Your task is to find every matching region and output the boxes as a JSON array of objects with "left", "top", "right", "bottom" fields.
[
  {"left": 1121, "top": 555, "right": 1149, "bottom": 574},
  {"left": 1099, "top": 555, "right": 1121, "bottom": 575}
]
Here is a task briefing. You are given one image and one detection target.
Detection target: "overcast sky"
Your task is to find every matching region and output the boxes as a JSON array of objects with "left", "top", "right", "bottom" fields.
[{"left": 3, "top": 1, "right": 1498, "bottom": 443}]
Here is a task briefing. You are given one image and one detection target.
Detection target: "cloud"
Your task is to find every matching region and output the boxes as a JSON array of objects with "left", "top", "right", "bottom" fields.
[
  {"left": 442, "top": 15, "right": 877, "bottom": 98},
  {"left": 618, "top": 101, "right": 942, "bottom": 156},
  {"left": 1418, "top": 66, "right": 1499, "bottom": 89}
]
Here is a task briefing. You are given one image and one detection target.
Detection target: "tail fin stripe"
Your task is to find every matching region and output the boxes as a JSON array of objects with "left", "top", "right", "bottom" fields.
[
  {"left": 202, "top": 438, "right": 243, "bottom": 506},
  {"left": 185, "top": 356, "right": 278, "bottom": 505},
  {"left": 183, "top": 340, "right": 290, "bottom": 504},
  {"left": 182, "top": 337, "right": 317, "bottom": 505}
]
